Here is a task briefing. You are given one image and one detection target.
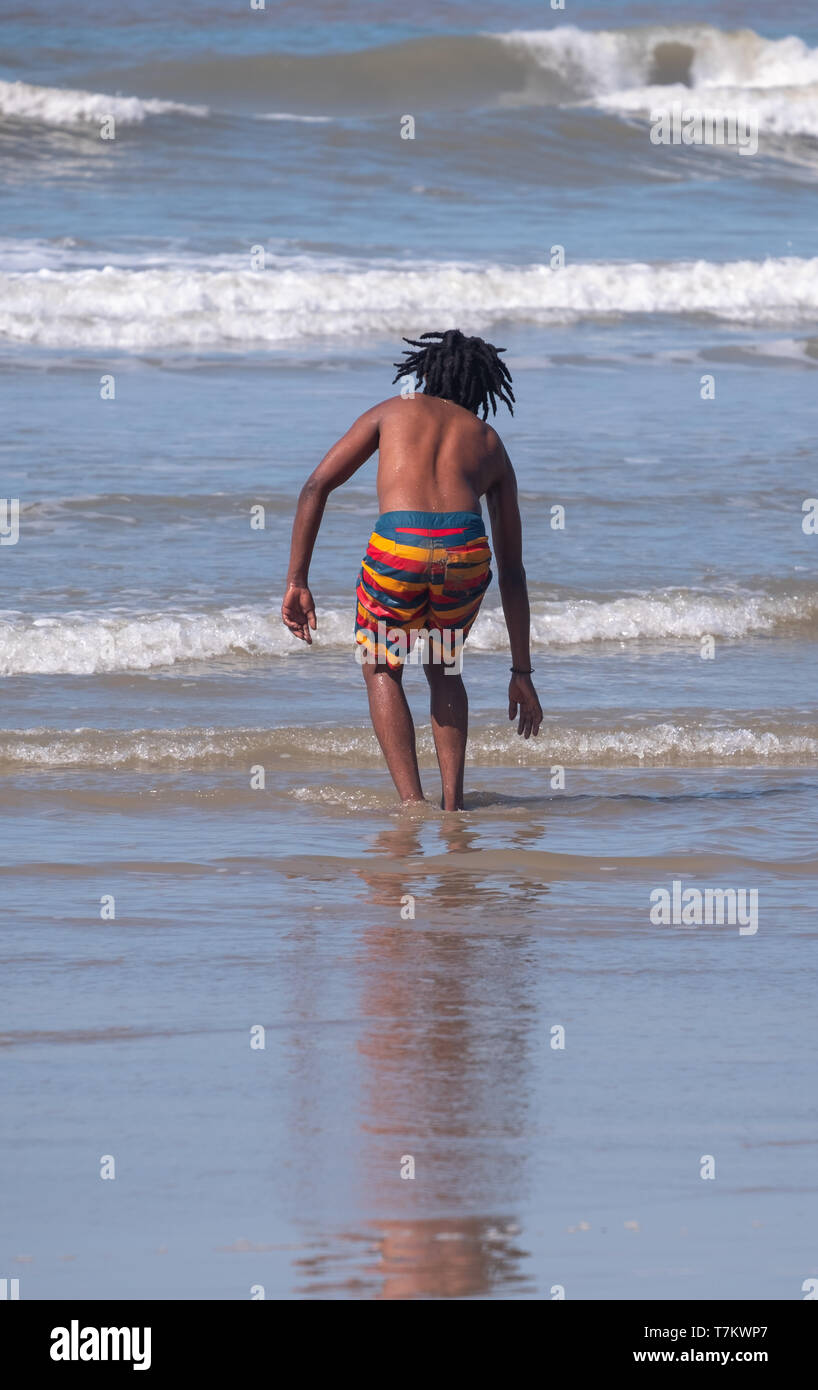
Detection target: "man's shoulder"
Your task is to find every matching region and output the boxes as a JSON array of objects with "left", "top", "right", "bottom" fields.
[
  {"left": 480, "top": 418, "right": 504, "bottom": 446},
  {"left": 354, "top": 395, "right": 398, "bottom": 418},
  {"left": 357, "top": 394, "right": 409, "bottom": 422},
  {"left": 479, "top": 419, "right": 507, "bottom": 461}
]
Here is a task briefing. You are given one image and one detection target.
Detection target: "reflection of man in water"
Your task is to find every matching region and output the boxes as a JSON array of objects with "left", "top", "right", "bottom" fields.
[
  {"left": 349, "top": 812, "right": 536, "bottom": 1299},
  {"left": 367, "top": 1216, "right": 527, "bottom": 1300}
]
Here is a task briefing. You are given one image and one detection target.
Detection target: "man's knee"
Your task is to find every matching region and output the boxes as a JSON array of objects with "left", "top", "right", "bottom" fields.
[
  {"left": 424, "top": 656, "right": 462, "bottom": 685},
  {"left": 363, "top": 657, "right": 403, "bottom": 683},
  {"left": 424, "top": 628, "right": 465, "bottom": 676}
]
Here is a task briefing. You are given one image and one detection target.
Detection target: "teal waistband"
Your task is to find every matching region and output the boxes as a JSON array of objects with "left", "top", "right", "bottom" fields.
[{"left": 374, "top": 510, "right": 486, "bottom": 542}]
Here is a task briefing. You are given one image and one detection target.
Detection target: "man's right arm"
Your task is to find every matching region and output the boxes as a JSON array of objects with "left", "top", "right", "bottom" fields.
[
  {"left": 485, "top": 445, "right": 543, "bottom": 739},
  {"left": 282, "top": 404, "right": 381, "bottom": 643}
]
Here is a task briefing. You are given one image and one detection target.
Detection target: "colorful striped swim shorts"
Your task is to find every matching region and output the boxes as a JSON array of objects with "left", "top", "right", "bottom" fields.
[{"left": 355, "top": 510, "right": 492, "bottom": 667}]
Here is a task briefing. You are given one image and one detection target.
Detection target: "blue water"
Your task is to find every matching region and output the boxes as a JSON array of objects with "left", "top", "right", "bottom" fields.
[{"left": 1, "top": 0, "right": 817, "bottom": 1302}]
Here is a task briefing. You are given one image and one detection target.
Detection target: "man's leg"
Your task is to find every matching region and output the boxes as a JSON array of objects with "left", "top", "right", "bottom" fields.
[
  {"left": 361, "top": 658, "right": 425, "bottom": 804},
  {"left": 424, "top": 652, "right": 468, "bottom": 811}
]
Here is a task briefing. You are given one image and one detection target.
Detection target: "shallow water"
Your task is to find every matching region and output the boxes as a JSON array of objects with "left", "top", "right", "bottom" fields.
[
  {"left": 3, "top": 765, "right": 817, "bottom": 1298},
  {"left": 2, "top": 0, "right": 817, "bottom": 1300}
]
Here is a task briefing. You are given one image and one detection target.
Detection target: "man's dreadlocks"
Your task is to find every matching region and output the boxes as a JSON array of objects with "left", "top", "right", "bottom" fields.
[{"left": 392, "top": 329, "right": 515, "bottom": 419}]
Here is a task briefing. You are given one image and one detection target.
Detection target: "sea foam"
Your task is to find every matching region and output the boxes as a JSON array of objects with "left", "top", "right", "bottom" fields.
[
  {"left": 2, "top": 720, "right": 817, "bottom": 770},
  {"left": 2, "top": 256, "right": 817, "bottom": 348},
  {"left": 0, "top": 78, "right": 209, "bottom": 126},
  {"left": 1, "top": 589, "right": 815, "bottom": 675}
]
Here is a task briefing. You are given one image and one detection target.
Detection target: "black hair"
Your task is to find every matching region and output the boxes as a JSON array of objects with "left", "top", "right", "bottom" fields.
[{"left": 392, "top": 329, "right": 515, "bottom": 419}]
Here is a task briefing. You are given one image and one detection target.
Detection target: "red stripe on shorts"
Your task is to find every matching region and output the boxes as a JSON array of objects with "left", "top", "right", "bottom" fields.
[{"left": 393, "top": 526, "right": 467, "bottom": 536}]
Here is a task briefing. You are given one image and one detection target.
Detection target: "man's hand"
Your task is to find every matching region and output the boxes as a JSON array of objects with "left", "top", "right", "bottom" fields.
[
  {"left": 282, "top": 584, "right": 317, "bottom": 643},
  {"left": 508, "top": 673, "right": 542, "bottom": 739}
]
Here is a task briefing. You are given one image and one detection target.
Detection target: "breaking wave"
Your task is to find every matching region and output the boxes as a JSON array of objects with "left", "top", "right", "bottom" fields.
[
  {"left": 5, "top": 25, "right": 818, "bottom": 135},
  {"left": 2, "top": 255, "right": 818, "bottom": 348},
  {"left": 1, "top": 588, "right": 816, "bottom": 675},
  {"left": 3, "top": 719, "right": 818, "bottom": 770},
  {"left": 0, "top": 78, "right": 209, "bottom": 126}
]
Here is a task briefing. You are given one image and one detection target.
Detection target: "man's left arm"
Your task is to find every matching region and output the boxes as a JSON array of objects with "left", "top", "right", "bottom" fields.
[{"left": 282, "top": 405, "right": 381, "bottom": 643}]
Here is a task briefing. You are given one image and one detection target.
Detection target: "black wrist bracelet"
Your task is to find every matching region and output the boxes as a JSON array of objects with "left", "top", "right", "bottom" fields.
[{"left": 510, "top": 666, "right": 534, "bottom": 675}]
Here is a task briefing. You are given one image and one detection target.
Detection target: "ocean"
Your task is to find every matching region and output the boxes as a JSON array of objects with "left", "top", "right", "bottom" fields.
[{"left": 1, "top": 0, "right": 817, "bottom": 1300}]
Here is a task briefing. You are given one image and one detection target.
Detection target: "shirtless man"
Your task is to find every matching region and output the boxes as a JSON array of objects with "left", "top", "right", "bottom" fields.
[{"left": 282, "top": 329, "right": 543, "bottom": 811}]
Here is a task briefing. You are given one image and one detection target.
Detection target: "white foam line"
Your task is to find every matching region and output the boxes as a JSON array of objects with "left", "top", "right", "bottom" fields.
[
  {"left": 1, "top": 256, "right": 817, "bottom": 348},
  {"left": 0, "top": 78, "right": 209, "bottom": 126},
  {"left": 0, "top": 588, "right": 815, "bottom": 674}
]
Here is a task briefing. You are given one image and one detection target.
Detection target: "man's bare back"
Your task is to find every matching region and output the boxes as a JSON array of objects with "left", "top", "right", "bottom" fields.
[{"left": 373, "top": 394, "right": 504, "bottom": 514}]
